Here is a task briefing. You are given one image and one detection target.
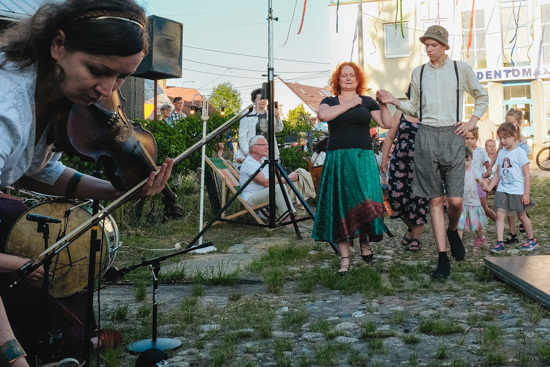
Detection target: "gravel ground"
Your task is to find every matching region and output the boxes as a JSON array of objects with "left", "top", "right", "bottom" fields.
[{"left": 94, "top": 165, "right": 550, "bottom": 367}]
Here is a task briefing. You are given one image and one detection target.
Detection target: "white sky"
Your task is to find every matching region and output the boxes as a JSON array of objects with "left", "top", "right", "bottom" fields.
[{"left": 143, "top": 0, "right": 333, "bottom": 104}]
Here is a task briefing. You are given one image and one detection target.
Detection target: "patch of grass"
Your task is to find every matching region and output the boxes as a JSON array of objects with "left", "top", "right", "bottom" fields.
[
  {"left": 137, "top": 304, "right": 151, "bottom": 318},
  {"left": 387, "top": 261, "right": 428, "bottom": 286},
  {"left": 418, "top": 318, "right": 464, "bottom": 335},
  {"left": 192, "top": 266, "right": 240, "bottom": 286},
  {"left": 207, "top": 333, "right": 237, "bottom": 367},
  {"left": 264, "top": 267, "right": 285, "bottom": 294},
  {"left": 309, "top": 319, "right": 330, "bottom": 334},
  {"left": 298, "top": 273, "right": 316, "bottom": 293},
  {"left": 389, "top": 311, "right": 406, "bottom": 324},
  {"left": 159, "top": 267, "right": 186, "bottom": 283},
  {"left": 537, "top": 341, "right": 550, "bottom": 363},
  {"left": 281, "top": 307, "right": 309, "bottom": 332},
  {"left": 314, "top": 344, "right": 339, "bottom": 366},
  {"left": 192, "top": 283, "right": 205, "bottom": 297},
  {"left": 401, "top": 334, "right": 421, "bottom": 345},
  {"left": 98, "top": 347, "right": 125, "bottom": 367},
  {"left": 483, "top": 350, "right": 506, "bottom": 365},
  {"left": 219, "top": 298, "right": 275, "bottom": 339},
  {"left": 474, "top": 266, "right": 495, "bottom": 282},
  {"left": 482, "top": 325, "right": 504, "bottom": 346},
  {"left": 347, "top": 350, "right": 369, "bottom": 366},
  {"left": 110, "top": 305, "right": 129, "bottom": 321},
  {"left": 274, "top": 338, "right": 293, "bottom": 367},
  {"left": 133, "top": 280, "right": 147, "bottom": 302},
  {"left": 449, "top": 360, "right": 469, "bottom": 367},
  {"left": 228, "top": 292, "right": 243, "bottom": 301},
  {"left": 250, "top": 245, "right": 312, "bottom": 272},
  {"left": 367, "top": 338, "right": 388, "bottom": 355},
  {"left": 435, "top": 343, "right": 449, "bottom": 359}
]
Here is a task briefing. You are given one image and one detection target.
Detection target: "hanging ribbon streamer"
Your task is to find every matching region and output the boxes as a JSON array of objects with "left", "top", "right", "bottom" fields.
[
  {"left": 467, "top": 0, "right": 475, "bottom": 58},
  {"left": 527, "top": 0, "right": 535, "bottom": 62},
  {"left": 280, "top": 0, "right": 298, "bottom": 47},
  {"left": 370, "top": 0, "right": 385, "bottom": 55},
  {"left": 336, "top": 0, "right": 339, "bottom": 33},
  {"left": 297, "top": 0, "right": 307, "bottom": 35},
  {"left": 395, "top": 0, "right": 404, "bottom": 37},
  {"left": 350, "top": 1, "right": 360, "bottom": 60},
  {"left": 536, "top": 23, "right": 545, "bottom": 78},
  {"left": 509, "top": 0, "right": 523, "bottom": 67}
]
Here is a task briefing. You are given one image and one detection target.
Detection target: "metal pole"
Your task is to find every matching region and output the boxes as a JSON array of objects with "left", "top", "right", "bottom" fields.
[
  {"left": 267, "top": 0, "right": 277, "bottom": 228},
  {"left": 199, "top": 96, "right": 209, "bottom": 245}
]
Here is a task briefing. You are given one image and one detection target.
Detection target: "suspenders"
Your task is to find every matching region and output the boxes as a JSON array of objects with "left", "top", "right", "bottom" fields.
[{"left": 418, "top": 60, "right": 459, "bottom": 123}]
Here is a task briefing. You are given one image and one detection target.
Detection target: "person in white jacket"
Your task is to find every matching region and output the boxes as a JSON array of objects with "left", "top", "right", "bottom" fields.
[{"left": 237, "top": 88, "right": 284, "bottom": 162}]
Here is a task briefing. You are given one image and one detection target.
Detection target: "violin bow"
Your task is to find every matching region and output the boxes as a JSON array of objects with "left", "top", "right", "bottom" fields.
[{"left": 12, "top": 104, "right": 255, "bottom": 284}]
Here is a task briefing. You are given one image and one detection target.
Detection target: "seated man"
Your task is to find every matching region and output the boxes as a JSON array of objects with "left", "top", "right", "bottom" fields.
[{"left": 239, "top": 136, "right": 311, "bottom": 230}]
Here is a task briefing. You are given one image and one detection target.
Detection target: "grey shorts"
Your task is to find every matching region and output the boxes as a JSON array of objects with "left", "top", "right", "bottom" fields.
[
  {"left": 493, "top": 191, "right": 536, "bottom": 215},
  {"left": 412, "top": 125, "right": 465, "bottom": 199}
]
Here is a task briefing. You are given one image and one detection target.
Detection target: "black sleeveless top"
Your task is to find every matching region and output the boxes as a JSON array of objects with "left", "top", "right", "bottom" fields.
[{"left": 321, "top": 95, "right": 380, "bottom": 151}]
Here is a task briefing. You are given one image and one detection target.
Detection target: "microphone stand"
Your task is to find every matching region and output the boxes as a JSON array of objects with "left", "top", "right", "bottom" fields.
[
  {"left": 32, "top": 218, "right": 63, "bottom": 363},
  {"left": 96, "top": 241, "right": 215, "bottom": 353},
  {"left": 83, "top": 171, "right": 103, "bottom": 365}
]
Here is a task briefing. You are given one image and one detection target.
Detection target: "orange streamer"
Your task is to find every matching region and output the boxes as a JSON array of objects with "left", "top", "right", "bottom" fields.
[
  {"left": 297, "top": 0, "right": 307, "bottom": 35},
  {"left": 467, "top": 0, "right": 475, "bottom": 58}
]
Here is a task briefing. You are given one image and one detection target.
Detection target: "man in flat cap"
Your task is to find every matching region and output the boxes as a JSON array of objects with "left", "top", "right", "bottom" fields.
[{"left": 377, "top": 25, "right": 488, "bottom": 279}]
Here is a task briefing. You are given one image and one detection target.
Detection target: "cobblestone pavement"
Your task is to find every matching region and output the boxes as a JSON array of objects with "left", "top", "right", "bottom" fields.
[{"left": 98, "top": 211, "right": 550, "bottom": 367}]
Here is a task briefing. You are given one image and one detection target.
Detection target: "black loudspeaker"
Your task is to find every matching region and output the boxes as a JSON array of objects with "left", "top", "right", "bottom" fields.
[{"left": 133, "top": 15, "right": 183, "bottom": 80}]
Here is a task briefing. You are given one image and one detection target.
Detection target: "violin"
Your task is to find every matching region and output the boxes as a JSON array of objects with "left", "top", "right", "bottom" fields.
[{"left": 51, "top": 90, "right": 183, "bottom": 221}]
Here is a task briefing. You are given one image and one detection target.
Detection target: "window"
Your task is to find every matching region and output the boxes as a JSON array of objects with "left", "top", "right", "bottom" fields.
[
  {"left": 385, "top": 22, "right": 410, "bottom": 58},
  {"left": 461, "top": 10, "right": 487, "bottom": 69},
  {"left": 501, "top": 1, "right": 530, "bottom": 67},
  {"left": 542, "top": 4, "right": 550, "bottom": 64},
  {"left": 464, "top": 85, "right": 488, "bottom": 121}
]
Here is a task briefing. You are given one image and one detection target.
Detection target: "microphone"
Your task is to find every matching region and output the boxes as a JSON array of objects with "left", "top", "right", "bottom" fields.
[{"left": 26, "top": 214, "right": 61, "bottom": 224}]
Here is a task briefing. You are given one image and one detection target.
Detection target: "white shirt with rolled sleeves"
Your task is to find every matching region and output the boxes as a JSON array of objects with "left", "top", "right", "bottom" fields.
[
  {"left": 399, "top": 58, "right": 489, "bottom": 127},
  {"left": 0, "top": 61, "right": 65, "bottom": 186}
]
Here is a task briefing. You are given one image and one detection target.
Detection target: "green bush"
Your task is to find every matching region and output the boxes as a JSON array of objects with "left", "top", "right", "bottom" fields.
[{"left": 279, "top": 146, "right": 307, "bottom": 172}]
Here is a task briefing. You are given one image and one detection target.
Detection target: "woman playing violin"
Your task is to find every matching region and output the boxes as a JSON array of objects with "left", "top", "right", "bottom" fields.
[{"left": 0, "top": 0, "right": 172, "bottom": 364}]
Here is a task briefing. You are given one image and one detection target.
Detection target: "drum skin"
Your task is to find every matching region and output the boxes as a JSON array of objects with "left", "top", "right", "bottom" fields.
[{"left": 6, "top": 200, "right": 119, "bottom": 298}]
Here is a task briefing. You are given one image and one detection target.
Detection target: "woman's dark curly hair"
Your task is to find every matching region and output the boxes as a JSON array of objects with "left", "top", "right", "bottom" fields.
[
  {"left": 0, "top": 0, "right": 148, "bottom": 71},
  {"left": 312, "top": 137, "right": 329, "bottom": 154},
  {"left": 328, "top": 61, "right": 367, "bottom": 96}
]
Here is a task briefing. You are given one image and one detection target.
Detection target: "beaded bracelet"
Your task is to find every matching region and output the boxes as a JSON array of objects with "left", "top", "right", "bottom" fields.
[{"left": 0, "top": 339, "right": 26, "bottom": 366}]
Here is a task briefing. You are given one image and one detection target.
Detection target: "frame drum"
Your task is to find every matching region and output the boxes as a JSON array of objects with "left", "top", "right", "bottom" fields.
[{"left": 6, "top": 200, "right": 120, "bottom": 298}]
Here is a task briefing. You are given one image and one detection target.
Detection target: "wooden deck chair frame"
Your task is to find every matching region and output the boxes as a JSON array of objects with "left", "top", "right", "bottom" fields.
[{"left": 205, "top": 157, "right": 269, "bottom": 225}]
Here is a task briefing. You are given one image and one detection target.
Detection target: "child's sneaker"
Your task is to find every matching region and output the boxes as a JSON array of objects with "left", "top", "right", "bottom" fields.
[
  {"left": 521, "top": 238, "right": 538, "bottom": 251},
  {"left": 491, "top": 242, "right": 505, "bottom": 254},
  {"left": 474, "top": 237, "right": 487, "bottom": 248}
]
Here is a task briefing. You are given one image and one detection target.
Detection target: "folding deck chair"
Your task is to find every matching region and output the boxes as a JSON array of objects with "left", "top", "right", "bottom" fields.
[{"left": 205, "top": 157, "right": 269, "bottom": 225}]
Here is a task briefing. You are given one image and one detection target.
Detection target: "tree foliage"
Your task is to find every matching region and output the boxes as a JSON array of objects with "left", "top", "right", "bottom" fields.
[{"left": 210, "top": 82, "right": 242, "bottom": 116}]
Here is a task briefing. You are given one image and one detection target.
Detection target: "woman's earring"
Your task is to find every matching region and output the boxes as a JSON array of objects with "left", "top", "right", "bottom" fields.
[{"left": 48, "top": 62, "right": 65, "bottom": 88}]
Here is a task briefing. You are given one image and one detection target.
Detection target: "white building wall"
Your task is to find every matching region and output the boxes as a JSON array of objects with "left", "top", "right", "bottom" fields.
[{"left": 328, "top": 0, "right": 550, "bottom": 146}]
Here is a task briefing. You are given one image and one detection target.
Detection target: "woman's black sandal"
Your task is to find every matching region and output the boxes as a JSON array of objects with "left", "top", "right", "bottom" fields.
[
  {"left": 338, "top": 257, "right": 350, "bottom": 276},
  {"left": 408, "top": 239, "right": 422, "bottom": 252},
  {"left": 504, "top": 232, "right": 518, "bottom": 244},
  {"left": 360, "top": 242, "right": 374, "bottom": 263}
]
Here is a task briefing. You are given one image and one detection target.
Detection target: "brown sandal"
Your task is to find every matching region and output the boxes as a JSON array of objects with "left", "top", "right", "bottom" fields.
[{"left": 338, "top": 257, "right": 350, "bottom": 276}]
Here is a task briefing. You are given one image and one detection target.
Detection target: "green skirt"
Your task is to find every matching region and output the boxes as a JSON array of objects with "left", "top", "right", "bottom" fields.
[{"left": 312, "top": 148, "right": 386, "bottom": 243}]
